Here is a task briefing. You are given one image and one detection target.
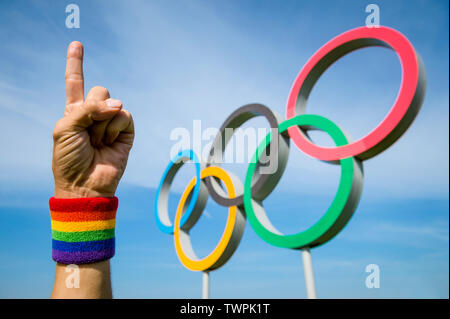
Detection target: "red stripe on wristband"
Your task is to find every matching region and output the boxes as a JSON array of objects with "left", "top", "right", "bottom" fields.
[{"left": 49, "top": 196, "right": 118, "bottom": 212}]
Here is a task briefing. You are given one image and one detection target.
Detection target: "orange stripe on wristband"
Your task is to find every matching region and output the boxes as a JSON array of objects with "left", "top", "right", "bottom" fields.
[{"left": 50, "top": 210, "right": 117, "bottom": 222}]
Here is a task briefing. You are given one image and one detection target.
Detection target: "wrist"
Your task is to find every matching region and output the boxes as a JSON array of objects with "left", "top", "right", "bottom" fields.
[{"left": 54, "top": 185, "right": 115, "bottom": 198}]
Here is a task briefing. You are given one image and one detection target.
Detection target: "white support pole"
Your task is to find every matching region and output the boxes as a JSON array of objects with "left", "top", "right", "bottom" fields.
[
  {"left": 301, "top": 247, "right": 317, "bottom": 299},
  {"left": 202, "top": 271, "right": 210, "bottom": 299}
]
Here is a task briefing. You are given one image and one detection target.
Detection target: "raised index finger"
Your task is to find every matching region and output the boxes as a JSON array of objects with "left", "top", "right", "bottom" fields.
[{"left": 65, "top": 41, "right": 84, "bottom": 109}]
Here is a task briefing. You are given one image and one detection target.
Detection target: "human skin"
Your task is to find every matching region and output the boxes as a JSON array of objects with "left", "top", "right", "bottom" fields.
[{"left": 50, "top": 41, "right": 134, "bottom": 299}]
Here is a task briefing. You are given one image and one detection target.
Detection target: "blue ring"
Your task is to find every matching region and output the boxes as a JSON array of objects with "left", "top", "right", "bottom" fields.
[{"left": 154, "top": 150, "right": 201, "bottom": 234}]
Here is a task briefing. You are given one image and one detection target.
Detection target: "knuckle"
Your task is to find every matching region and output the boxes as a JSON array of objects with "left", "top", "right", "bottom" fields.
[
  {"left": 65, "top": 73, "right": 83, "bottom": 81},
  {"left": 90, "top": 86, "right": 110, "bottom": 98},
  {"left": 82, "top": 100, "right": 99, "bottom": 118},
  {"left": 84, "top": 99, "right": 98, "bottom": 111},
  {"left": 121, "top": 109, "right": 132, "bottom": 119}
]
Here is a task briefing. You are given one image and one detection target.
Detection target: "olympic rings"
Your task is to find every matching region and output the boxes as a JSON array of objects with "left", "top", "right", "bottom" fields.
[
  {"left": 174, "top": 166, "right": 246, "bottom": 271},
  {"left": 205, "top": 103, "right": 290, "bottom": 207},
  {"left": 286, "top": 26, "right": 426, "bottom": 161},
  {"left": 155, "top": 26, "right": 425, "bottom": 272},
  {"left": 244, "top": 114, "right": 363, "bottom": 249}
]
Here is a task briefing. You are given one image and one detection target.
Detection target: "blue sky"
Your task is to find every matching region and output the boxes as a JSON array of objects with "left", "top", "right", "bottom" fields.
[{"left": 0, "top": 0, "right": 448, "bottom": 298}]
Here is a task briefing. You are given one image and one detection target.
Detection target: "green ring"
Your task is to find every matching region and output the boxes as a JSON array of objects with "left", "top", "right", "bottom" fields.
[{"left": 243, "top": 114, "right": 364, "bottom": 249}]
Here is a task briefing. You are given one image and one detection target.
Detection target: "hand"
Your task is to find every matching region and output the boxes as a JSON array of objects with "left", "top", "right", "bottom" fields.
[{"left": 52, "top": 41, "right": 134, "bottom": 198}]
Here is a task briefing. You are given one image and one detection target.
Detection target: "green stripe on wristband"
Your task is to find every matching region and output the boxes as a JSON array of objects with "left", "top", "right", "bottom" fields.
[{"left": 52, "top": 228, "right": 115, "bottom": 243}]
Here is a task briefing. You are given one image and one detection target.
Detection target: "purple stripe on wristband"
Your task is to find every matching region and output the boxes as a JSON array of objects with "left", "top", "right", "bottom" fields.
[{"left": 52, "top": 248, "right": 115, "bottom": 264}]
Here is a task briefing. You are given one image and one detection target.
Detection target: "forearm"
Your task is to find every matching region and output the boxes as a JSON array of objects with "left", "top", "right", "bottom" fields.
[{"left": 51, "top": 260, "right": 112, "bottom": 299}]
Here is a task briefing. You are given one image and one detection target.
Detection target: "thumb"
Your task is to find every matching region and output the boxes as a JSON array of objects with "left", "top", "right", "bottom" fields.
[
  {"left": 73, "top": 98, "right": 122, "bottom": 127},
  {"left": 67, "top": 98, "right": 122, "bottom": 128},
  {"left": 53, "top": 98, "right": 122, "bottom": 140}
]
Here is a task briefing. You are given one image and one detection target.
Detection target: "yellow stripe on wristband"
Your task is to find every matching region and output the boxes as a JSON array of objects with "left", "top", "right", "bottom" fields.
[{"left": 51, "top": 219, "right": 116, "bottom": 232}]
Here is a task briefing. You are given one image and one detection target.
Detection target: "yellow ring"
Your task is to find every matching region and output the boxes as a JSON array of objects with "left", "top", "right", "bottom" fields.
[{"left": 173, "top": 166, "right": 238, "bottom": 271}]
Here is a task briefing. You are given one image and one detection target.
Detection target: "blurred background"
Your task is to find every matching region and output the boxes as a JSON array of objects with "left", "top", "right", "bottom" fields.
[{"left": 0, "top": 0, "right": 448, "bottom": 298}]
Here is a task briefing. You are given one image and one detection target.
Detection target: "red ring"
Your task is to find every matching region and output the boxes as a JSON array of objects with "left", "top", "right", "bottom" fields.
[{"left": 286, "top": 26, "right": 425, "bottom": 161}]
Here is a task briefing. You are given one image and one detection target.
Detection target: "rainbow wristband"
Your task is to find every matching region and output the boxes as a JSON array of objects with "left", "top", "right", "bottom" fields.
[{"left": 49, "top": 196, "right": 118, "bottom": 264}]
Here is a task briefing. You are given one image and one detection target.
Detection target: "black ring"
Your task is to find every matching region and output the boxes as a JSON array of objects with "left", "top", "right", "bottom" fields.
[{"left": 205, "top": 103, "right": 290, "bottom": 207}]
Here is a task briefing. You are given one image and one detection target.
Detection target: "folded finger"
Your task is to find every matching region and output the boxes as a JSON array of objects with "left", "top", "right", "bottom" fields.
[
  {"left": 104, "top": 110, "right": 134, "bottom": 145},
  {"left": 86, "top": 86, "right": 112, "bottom": 146}
]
